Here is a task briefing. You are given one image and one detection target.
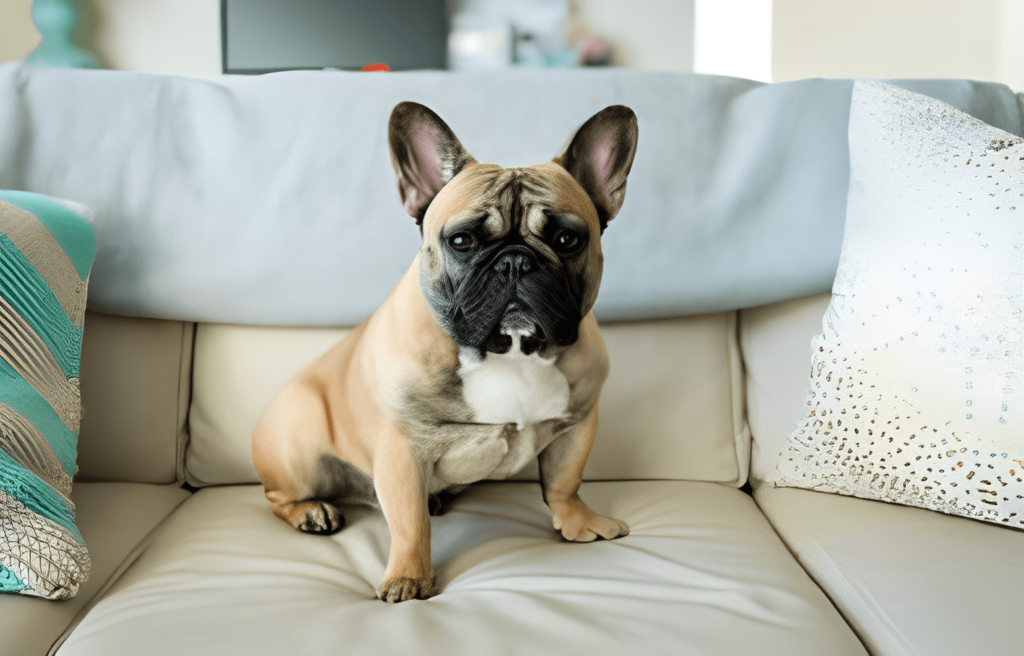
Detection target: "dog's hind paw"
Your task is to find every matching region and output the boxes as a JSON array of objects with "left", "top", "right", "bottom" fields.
[
  {"left": 295, "top": 500, "right": 345, "bottom": 535},
  {"left": 428, "top": 486, "right": 466, "bottom": 516}
]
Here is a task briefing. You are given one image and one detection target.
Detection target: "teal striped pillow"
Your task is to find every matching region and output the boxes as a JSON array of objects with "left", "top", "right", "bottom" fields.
[{"left": 0, "top": 191, "right": 96, "bottom": 600}]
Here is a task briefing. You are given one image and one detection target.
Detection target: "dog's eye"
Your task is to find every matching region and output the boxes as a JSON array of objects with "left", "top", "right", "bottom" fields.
[
  {"left": 552, "top": 230, "right": 582, "bottom": 254},
  {"left": 448, "top": 232, "right": 476, "bottom": 251}
]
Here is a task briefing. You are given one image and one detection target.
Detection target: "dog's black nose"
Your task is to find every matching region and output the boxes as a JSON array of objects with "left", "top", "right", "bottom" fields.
[{"left": 494, "top": 252, "right": 532, "bottom": 277}]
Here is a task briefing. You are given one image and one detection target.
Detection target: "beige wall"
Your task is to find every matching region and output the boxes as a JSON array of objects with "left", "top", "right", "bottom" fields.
[
  {"left": 998, "top": 0, "right": 1024, "bottom": 92},
  {"left": 0, "top": 0, "right": 220, "bottom": 79},
  {"left": 1, "top": 0, "right": 1022, "bottom": 91},
  {"left": 85, "top": 0, "right": 220, "bottom": 79},
  {"left": 772, "top": 0, "right": 1011, "bottom": 84},
  {"left": 0, "top": 0, "right": 39, "bottom": 62}
]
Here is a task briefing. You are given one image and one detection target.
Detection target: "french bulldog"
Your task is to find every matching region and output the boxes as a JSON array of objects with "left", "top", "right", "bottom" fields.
[{"left": 252, "top": 101, "right": 638, "bottom": 603}]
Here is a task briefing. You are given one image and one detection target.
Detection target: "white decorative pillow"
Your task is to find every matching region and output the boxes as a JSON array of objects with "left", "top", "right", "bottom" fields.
[{"left": 770, "top": 81, "right": 1023, "bottom": 529}]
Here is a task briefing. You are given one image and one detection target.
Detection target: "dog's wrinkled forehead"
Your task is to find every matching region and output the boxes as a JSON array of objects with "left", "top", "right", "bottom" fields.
[{"left": 423, "top": 161, "right": 599, "bottom": 243}]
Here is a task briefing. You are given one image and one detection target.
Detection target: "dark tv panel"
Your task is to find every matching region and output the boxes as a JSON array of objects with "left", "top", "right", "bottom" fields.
[{"left": 221, "top": 0, "right": 449, "bottom": 74}]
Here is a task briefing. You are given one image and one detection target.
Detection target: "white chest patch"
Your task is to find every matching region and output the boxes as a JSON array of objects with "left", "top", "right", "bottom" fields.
[{"left": 458, "top": 336, "right": 570, "bottom": 428}]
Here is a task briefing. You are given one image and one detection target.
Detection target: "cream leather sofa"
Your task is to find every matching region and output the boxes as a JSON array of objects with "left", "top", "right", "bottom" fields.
[{"left": 0, "top": 64, "right": 1021, "bottom": 655}]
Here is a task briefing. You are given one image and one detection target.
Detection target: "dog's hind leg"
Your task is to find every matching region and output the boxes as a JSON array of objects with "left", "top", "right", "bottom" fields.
[
  {"left": 277, "top": 497, "right": 346, "bottom": 535},
  {"left": 428, "top": 485, "right": 467, "bottom": 516},
  {"left": 265, "top": 454, "right": 376, "bottom": 535},
  {"left": 253, "top": 382, "right": 373, "bottom": 536}
]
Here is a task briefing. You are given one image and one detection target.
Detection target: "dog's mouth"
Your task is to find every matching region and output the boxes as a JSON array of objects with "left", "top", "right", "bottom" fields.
[
  {"left": 498, "top": 301, "right": 535, "bottom": 336},
  {"left": 479, "top": 301, "right": 548, "bottom": 355}
]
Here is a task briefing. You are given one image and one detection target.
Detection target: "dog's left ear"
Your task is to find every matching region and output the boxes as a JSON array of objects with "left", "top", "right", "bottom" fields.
[
  {"left": 389, "top": 102, "right": 475, "bottom": 223},
  {"left": 554, "top": 105, "right": 638, "bottom": 229}
]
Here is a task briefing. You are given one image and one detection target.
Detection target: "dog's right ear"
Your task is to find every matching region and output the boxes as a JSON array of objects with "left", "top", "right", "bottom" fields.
[{"left": 388, "top": 102, "right": 474, "bottom": 223}]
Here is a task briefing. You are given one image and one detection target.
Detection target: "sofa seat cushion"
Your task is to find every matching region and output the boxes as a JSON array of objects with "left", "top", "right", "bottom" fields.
[
  {"left": 0, "top": 482, "right": 190, "bottom": 656},
  {"left": 57, "top": 481, "right": 864, "bottom": 656},
  {"left": 754, "top": 485, "right": 1024, "bottom": 656}
]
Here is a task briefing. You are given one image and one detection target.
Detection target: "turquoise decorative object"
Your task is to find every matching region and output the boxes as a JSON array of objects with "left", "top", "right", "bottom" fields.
[
  {"left": 26, "top": 0, "right": 98, "bottom": 69},
  {"left": 0, "top": 190, "right": 96, "bottom": 600}
]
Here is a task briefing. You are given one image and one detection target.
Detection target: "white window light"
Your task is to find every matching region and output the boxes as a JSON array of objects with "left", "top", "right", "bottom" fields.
[{"left": 694, "top": 0, "right": 772, "bottom": 82}]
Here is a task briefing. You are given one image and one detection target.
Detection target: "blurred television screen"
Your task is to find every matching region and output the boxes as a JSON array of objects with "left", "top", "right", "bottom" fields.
[{"left": 221, "top": 0, "right": 448, "bottom": 73}]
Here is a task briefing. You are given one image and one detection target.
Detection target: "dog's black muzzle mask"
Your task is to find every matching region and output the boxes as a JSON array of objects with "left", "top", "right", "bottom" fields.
[{"left": 426, "top": 239, "right": 584, "bottom": 356}]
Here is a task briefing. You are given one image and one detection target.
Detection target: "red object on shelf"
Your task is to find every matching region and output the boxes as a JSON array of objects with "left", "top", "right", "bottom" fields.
[{"left": 362, "top": 63, "right": 391, "bottom": 72}]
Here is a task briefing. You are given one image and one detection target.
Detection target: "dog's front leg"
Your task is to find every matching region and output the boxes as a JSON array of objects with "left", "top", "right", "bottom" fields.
[
  {"left": 373, "top": 424, "right": 433, "bottom": 603},
  {"left": 538, "top": 404, "right": 629, "bottom": 542}
]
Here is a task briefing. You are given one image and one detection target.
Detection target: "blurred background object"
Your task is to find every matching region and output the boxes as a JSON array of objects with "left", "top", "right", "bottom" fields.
[
  {"left": 0, "top": 0, "right": 1021, "bottom": 91},
  {"left": 447, "top": 0, "right": 514, "bottom": 71},
  {"left": 25, "top": 0, "right": 98, "bottom": 68},
  {"left": 222, "top": 0, "right": 447, "bottom": 74},
  {"left": 448, "top": 0, "right": 577, "bottom": 70}
]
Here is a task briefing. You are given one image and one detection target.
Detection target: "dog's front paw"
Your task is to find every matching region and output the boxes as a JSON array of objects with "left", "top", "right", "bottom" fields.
[
  {"left": 551, "top": 498, "right": 629, "bottom": 542},
  {"left": 376, "top": 575, "right": 434, "bottom": 603}
]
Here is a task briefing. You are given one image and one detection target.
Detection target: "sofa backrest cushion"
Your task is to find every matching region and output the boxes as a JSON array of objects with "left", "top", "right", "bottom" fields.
[
  {"left": 185, "top": 313, "right": 749, "bottom": 487},
  {"left": 739, "top": 293, "right": 831, "bottom": 486},
  {"left": 77, "top": 312, "right": 193, "bottom": 484},
  {"left": 3, "top": 63, "right": 1021, "bottom": 327}
]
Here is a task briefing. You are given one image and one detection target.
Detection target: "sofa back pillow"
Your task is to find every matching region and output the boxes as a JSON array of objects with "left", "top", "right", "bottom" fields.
[
  {"left": 766, "top": 82, "right": 1023, "bottom": 529},
  {"left": 0, "top": 191, "right": 96, "bottom": 599},
  {"left": 185, "top": 313, "right": 749, "bottom": 487},
  {"left": 75, "top": 312, "right": 193, "bottom": 485}
]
